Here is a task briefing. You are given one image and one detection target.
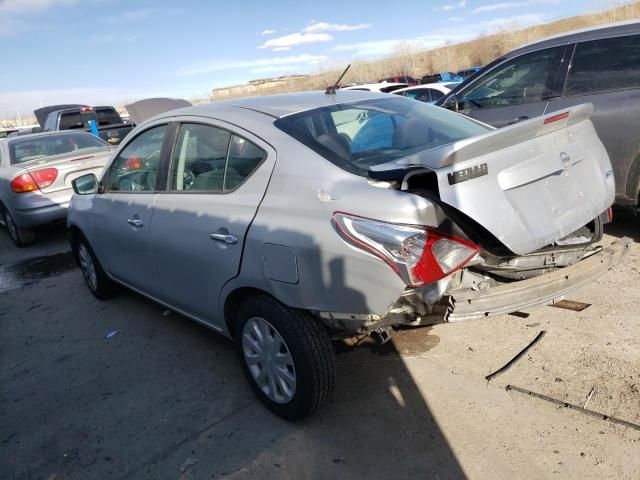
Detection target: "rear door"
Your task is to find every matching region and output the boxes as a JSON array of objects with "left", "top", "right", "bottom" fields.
[
  {"left": 149, "top": 119, "right": 275, "bottom": 326},
  {"left": 454, "top": 46, "right": 568, "bottom": 128},
  {"left": 90, "top": 123, "right": 169, "bottom": 294},
  {"left": 545, "top": 34, "right": 640, "bottom": 204}
]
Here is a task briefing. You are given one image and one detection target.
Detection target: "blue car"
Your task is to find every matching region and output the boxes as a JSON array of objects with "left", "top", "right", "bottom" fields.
[{"left": 420, "top": 71, "right": 464, "bottom": 84}]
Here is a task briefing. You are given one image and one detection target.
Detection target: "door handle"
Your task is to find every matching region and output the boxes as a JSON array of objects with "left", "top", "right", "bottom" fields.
[
  {"left": 210, "top": 233, "right": 238, "bottom": 244},
  {"left": 127, "top": 218, "right": 144, "bottom": 228}
]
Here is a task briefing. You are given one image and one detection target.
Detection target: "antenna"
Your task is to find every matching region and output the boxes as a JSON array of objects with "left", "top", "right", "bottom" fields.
[{"left": 325, "top": 64, "right": 351, "bottom": 95}]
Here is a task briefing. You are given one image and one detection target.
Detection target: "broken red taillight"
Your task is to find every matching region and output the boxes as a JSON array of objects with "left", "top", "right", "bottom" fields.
[{"left": 333, "top": 212, "right": 479, "bottom": 287}]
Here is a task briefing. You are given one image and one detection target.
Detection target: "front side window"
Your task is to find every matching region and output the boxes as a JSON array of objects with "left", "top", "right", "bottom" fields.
[
  {"left": 168, "top": 123, "right": 266, "bottom": 192},
  {"left": 457, "top": 46, "right": 564, "bottom": 110},
  {"left": 105, "top": 125, "right": 166, "bottom": 192},
  {"left": 564, "top": 35, "right": 640, "bottom": 96},
  {"left": 276, "top": 97, "right": 491, "bottom": 176}
]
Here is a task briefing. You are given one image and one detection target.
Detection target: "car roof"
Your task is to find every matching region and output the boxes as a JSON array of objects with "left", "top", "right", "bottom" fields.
[
  {"left": 155, "top": 90, "right": 391, "bottom": 120},
  {"left": 509, "top": 20, "right": 640, "bottom": 57}
]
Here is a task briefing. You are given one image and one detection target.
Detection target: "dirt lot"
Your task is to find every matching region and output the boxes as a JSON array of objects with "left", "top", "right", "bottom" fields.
[{"left": 0, "top": 213, "right": 638, "bottom": 480}]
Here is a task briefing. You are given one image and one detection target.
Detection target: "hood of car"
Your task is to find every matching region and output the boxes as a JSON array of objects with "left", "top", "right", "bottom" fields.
[{"left": 125, "top": 98, "right": 193, "bottom": 125}]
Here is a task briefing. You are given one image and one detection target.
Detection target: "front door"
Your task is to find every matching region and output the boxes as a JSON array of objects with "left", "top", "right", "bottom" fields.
[
  {"left": 454, "top": 46, "right": 566, "bottom": 128},
  {"left": 90, "top": 124, "right": 168, "bottom": 295},
  {"left": 149, "top": 121, "right": 276, "bottom": 327}
]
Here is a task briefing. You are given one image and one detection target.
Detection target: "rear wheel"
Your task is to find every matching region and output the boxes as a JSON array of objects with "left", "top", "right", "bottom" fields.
[
  {"left": 3, "top": 208, "right": 34, "bottom": 248},
  {"left": 234, "top": 295, "right": 334, "bottom": 420},
  {"left": 76, "top": 237, "right": 116, "bottom": 300}
]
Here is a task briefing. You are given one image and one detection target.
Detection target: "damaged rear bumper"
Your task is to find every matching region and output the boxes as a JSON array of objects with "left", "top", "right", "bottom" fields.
[{"left": 447, "top": 238, "right": 631, "bottom": 322}]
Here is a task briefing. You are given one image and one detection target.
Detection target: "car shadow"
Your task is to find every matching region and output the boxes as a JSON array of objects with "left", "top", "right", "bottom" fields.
[{"left": 605, "top": 208, "right": 638, "bottom": 242}]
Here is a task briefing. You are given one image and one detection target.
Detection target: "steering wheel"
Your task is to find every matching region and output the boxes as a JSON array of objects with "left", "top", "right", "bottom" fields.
[{"left": 144, "top": 149, "right": 161, "bottom": 167}]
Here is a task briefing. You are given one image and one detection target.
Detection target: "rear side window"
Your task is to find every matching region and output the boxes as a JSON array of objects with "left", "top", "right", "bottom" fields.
[
  {"left": 225, "top": 135, "right": 266, "bottom": 190},
  {"left": 168, "top": 123, "right": 265, "bottom": 193},
  {"left": 564, "top": 35, "right": 640, "bottom": 96}
]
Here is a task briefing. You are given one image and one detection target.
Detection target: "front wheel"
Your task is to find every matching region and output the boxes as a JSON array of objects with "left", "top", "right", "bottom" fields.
[
  {"left": 234, "top": 295, "right": 334, "bottom": 420},
  {"left": 76, "top": 237, "right": 116, "bottom": 300}
]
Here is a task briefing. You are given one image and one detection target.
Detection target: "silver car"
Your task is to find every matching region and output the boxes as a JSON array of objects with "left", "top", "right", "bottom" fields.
[
  {"left": 0, "top": 131, "right": 112, "bottom": 246},
  {"left": 67, "top": 91, "right": 628, "bottom": 419}
]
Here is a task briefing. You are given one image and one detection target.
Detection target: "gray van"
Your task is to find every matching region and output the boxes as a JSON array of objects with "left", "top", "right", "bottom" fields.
[{"left": 437, "top": 21, "right": 640, "bottom": 209}]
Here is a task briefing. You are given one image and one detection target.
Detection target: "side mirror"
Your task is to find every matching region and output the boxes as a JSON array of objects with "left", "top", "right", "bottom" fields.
[
  {"left": 72, "top": 173, "right": 98, "bottom": 195},
  {"left": 441, "top": 94, "right": 459, "bottom": 112}
]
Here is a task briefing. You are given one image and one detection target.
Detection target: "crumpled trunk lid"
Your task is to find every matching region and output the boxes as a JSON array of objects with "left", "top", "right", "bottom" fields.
[{"left": 370, "top": 104, "right": 615, "bottom": 255}]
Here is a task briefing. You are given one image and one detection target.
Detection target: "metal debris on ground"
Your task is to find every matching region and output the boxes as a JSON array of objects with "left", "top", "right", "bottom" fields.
[
  {"left": 178, "top": 457, "right": 199, "bottom": 473},
  {"left": 105, "top": 330, "right": 119, "bottom": 339},
  {"left": 162, "top": 309, "right": 172, "bottom": 317},
  {"left": 583, "top": 387, "right": 596, "bottom": 409},
  {"left": 505, "top": 385, "right": 640, "bottom": 432},
  {"left": 549, "top": 299, "right": 592, "bottom": 312},
  {"left": 509, "top": 311, "right": 530, "bottom": 318},
  {"left": 485, "top": 331, "right": 546, "bottom": 381}
]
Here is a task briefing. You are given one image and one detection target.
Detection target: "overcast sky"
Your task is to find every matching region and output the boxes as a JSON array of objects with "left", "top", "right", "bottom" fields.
[{"left": 0, "top": 0, "right": 606, "bottom": 120}]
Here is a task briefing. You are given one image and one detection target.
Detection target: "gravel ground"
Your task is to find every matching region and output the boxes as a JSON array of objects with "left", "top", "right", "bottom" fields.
[{"left": 0, "top": 213, "right": 638, "bottom": 480}]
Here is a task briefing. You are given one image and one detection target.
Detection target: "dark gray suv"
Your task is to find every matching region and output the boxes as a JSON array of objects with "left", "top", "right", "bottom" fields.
[{"left": 438, "top": 21, "right": 640, "bottom": 209}]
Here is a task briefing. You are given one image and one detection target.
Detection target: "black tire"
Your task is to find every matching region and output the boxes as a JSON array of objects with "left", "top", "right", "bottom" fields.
[
  {"left": 2, "top": 208, "right": 35, "bottom": 248},
  {"left": 234, "top": 295, "right": 334, "bottom": 420},
  {"left": 75, "top": 236, "right": 116, "bottom": 300}
]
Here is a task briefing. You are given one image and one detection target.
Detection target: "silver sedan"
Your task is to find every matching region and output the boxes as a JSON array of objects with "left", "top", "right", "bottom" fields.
[
  {"left": 0, "top": 131, "right": 112, "bottom": 246},
  {"left": 67, "top": 90, "right": 627, "bottom": 419}
]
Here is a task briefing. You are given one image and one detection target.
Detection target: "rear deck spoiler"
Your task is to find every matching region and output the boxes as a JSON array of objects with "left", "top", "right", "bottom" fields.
[{"left": 369, "top": 103, "right": 594, "bottom": 181}]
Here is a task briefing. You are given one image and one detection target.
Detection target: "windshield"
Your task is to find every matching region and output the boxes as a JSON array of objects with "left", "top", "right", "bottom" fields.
[
  {"left": 275, "top": 97, "right": 491, "bottom": 175},
  {"left": 9, "top": 132, "right": 109, "bottom": 165}
]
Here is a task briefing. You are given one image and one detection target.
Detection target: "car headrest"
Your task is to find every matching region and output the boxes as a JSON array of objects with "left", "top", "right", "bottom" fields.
[
  {"left": 393, "top": 118, "right": 432, "bottom": 150},
  {"left": 317, "top": 133, "right": 350, "bottom": 159}
]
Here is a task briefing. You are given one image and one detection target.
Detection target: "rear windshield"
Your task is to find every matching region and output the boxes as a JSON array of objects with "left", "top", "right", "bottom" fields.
[
  {"left": 9, "top": 132, "right": 109, "bottom": 165},
  {"left": 275, "top": 97, "right": 490, "bottom": 175}
]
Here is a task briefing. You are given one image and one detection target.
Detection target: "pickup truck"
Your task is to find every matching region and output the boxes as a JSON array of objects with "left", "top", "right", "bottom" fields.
[{"left": 34, "top": 104, "right": 134, "bottom": 146}]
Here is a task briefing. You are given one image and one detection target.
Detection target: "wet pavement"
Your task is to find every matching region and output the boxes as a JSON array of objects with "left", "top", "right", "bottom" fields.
[{"left": 0, "top": 252, "right": 76, "bottom": 293}]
